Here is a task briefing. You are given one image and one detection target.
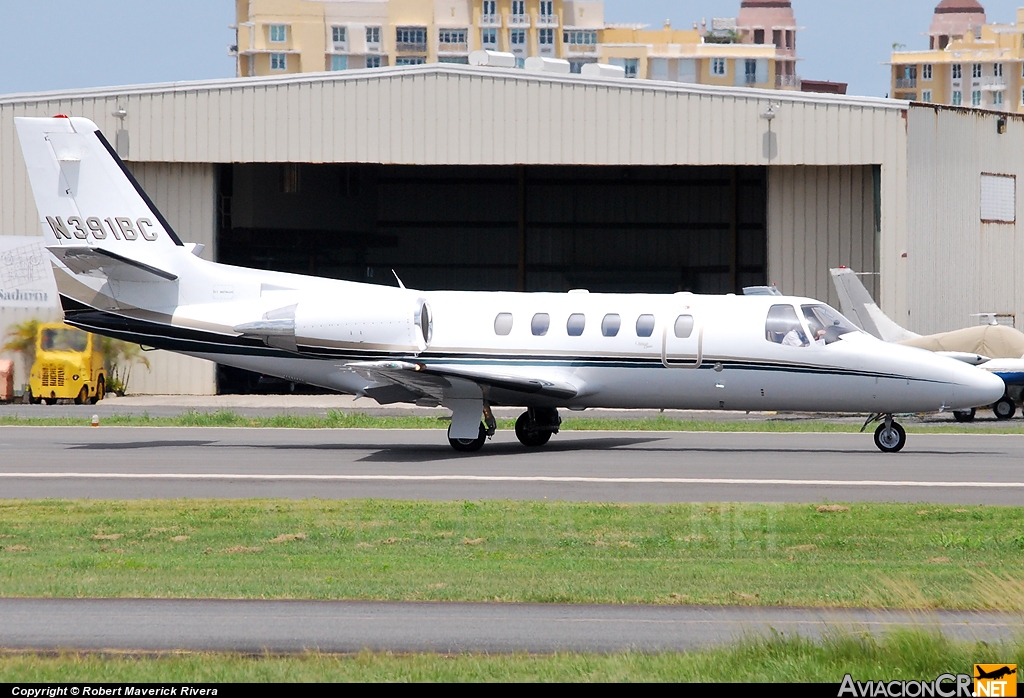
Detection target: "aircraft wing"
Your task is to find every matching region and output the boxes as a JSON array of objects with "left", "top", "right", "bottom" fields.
[
  {"left": 48, "top": 245, "right": 178, "bottom": 283},
  {"left": 347, "top": 360, "right": 582, "bottom": 403}
]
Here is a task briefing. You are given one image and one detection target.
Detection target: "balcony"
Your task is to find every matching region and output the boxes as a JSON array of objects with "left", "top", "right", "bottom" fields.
[
  {"left": 396, "top": 42, "right": 427, "bottom": 53},
  {"left": 537, "top": 14, "right": 558, "bottom": 28},
  {"left": 565, "top": 44, "right": 597, "bottom": 55},
  {"left": 776, "top": 74, "right": 800, "bottom": 88},
  {"left": 479, "top": 14, "right": 501, "bottom": 27},
  {"left": 981, "top": 78, "right": 1007, "bottom": 91},
  {"left": 509, "top": 14, "right": 530, "bottom": 27},
  {"left": 895, "top": 78, "right": 917, "bottom": 89},
  {"left": 438, "top": 42, "right": 469, "bottom": 54}
]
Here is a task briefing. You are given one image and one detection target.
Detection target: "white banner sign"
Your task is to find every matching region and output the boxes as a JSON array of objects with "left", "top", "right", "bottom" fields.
[{"left": 0, "top": 236, "right": 58, "bottom": 308}]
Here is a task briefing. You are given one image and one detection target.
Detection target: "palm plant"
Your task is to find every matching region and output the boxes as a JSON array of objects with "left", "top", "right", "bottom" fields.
[
  {"left": 2, "top": 319, "right": 41, "bottom": 384},
  {"left": 100, "top": 337, "right": 151, "bottom": 395}
]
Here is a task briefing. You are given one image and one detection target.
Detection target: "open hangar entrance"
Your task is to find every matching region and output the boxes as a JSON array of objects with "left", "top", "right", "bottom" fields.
[
  {"left": 218, "top": 163, "right": 769, "bottom": 293},
  {"left": 215, "top": 162, "right": 768, "bottom": 393}
]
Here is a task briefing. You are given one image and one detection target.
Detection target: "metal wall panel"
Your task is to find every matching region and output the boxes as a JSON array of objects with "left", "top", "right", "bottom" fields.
[
  {"left": 907, "top": 106, "right": 1024, "bottom": 334},
  {"left": 768, "top": 166, "right": 879, "bottom": 309}
]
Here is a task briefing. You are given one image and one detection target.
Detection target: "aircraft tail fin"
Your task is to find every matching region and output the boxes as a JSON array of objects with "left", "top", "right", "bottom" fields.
[
  {"left": 829, "top": 267, "right": 919, "bottom": 342},
  {"left": 15, "top": 116, "right": 184, "bottom": 259}
]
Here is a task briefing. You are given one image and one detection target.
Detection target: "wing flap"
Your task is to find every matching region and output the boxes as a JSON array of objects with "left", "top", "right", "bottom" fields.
[{"left": 347, "top": 360, "right": 581, "bottom": 401}]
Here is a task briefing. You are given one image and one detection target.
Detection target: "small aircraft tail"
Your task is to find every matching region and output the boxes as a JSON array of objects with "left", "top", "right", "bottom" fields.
[
  {"left": 829, "top": 267, "right": 920, "bottom": 342},
  {"left": 15, "top": 116, "right": 186, "bottom": 282}
]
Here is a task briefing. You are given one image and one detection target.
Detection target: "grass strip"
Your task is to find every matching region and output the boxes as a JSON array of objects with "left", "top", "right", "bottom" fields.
[
  {"left": 2, "top": 410, "right": 1023, "bottom": 433},
  {"left": 1, "top": 500, "right": 1023, "bottom": 608},
  {"left": 1, "top": 631, "right": 1022, "bottom": 682}
]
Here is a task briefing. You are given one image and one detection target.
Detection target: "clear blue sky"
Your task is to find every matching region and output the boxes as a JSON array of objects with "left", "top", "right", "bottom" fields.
[{"left": 1, "top": 1, "right": 1022, "bottom": 97}]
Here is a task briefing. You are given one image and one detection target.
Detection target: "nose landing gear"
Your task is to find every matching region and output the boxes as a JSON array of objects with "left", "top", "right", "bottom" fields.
[{"left": 862, "top": 413, "right": 908, "bottom": 453}]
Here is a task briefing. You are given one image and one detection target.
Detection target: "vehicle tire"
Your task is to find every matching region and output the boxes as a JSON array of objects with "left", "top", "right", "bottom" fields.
[
  {"left": 75, "top": 386, "right": 88, "bottom": 405},
  {"left": 994, "top": 398, "right": 1016, "bottom": 421},
  {"left": 874, "top": 422, "right": 907, "bottom": 453},
  {"left": 515, "top": 412, "right": 553, "bottom": 448},
  {"left": 26, "top": 389, "right": 41, "bottom": 405},
  {"left": 43, "top": 397, "right": 57, "bottom": 406},
  {"left": 952, "top": 408, "right": 976, "bottom": 423},
  {"left": 448, "top": 423, "right": 487, "bottom": 453},
  {"left": 90, "top": 377, "right": 104, "bottom": 404}
]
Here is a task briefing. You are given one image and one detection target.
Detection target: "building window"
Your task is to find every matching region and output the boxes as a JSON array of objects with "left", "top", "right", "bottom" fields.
[
  {"left": 395, "top": 56, "right": 426, "bottom": 66},
  {"left": 510, "top": 29, "right": 526, "bottom": 45},
  {"left": 366, "top": 26, "right": 381, "bottom": 46},
  {"left": 712, "top": 58, "right": 727, "bottom": 76},
  {"left": 922, "top": 64, "right": 932, "bottom": 80},
  {"left": 973, "top": 63, "right": 983, "bottom": 79},
  {"left": 981, "top": 174, "right": 1016, "bottom": 223},
  {"left": 972, "top": 90, "right": 982, "bottom": 107},
  {"left": 995, "top": 91, "right": 1004, "bottom": 107},
  {"left": 622, "top": 58, "right": 638, "bottom": 78},
  {"left": 511, "top": 0, "right": 525, "bottom": 17},
  {"left": 332, "top": 26, "right": 346, "bottom": 45},
  {"left": 331, "top": 55, "right": 347, "bottom": 71},
  {"left": 952, "top": 64, "right": 962, "bottom": 80},
  {"left": 396, "top": 26, "right": 427, "bottom": 50},
  {"left": 366, "top": 55, "right": 382, "bottom": 68},
  {"left": 922, "top": 90, "right": 932, "bottom": 102},
  {"left": 439, "top": 29, "right": 468, "bottom": 46},
  {"left": 270, "top": 53, "right": 287, "bottom": 71},
  {"left": 563, "top": 30, "right": 597, "bottom": 45},
  {"left": 539, "top": 28, "right": 553, "bottom": 45},
  {"left": 540, "top": 1, "right": 553, "bottom": 18},
  {"left": 745, "top": 59, "right": 757, "bottom": 84},
  {"left": 952, "top": 90, "right": 962, "bottom": 106},
  {"left": 269, "top": 25, "right": 287, "bottom": 43},
  {"left": 482, "top": 28, "right": 497, "bottom": 47},
  {"left": 994, "top": 63, "right": 1004, "bottom": 78}
]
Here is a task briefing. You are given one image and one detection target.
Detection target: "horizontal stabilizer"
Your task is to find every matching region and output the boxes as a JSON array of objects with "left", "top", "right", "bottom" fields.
[{"left": 48, "top": 245, "right": 178, "bottom": 282}]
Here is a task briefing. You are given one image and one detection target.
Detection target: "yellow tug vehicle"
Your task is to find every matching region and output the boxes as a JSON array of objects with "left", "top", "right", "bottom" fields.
[{"left": 27, "top": 323, "right": 104, "bottom": 405}]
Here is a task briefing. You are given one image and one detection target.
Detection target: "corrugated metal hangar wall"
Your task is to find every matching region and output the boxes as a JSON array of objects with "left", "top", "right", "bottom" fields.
[{"left": 0, "top": 66, "right": 904, "bottom": 394}]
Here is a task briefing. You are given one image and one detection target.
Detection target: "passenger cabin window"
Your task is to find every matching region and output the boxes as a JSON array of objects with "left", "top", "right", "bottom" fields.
[
  {"left": 765, "top": 305, "right": 808, "bottom": 347},
  {"left": 494, "top": 313, "right": 513, "bottom": 336},
  {"left": 801, "top": 305, "right": 857, "bottom": 345},
  {"left": 567, "top": 314, "right": 586, "bottom": 337},
  {"left": 636, "top": 314, "right": 655, "bottom": 338},
  {"left": 674, "top": 315, "right": 694, "bottom": 339},
  {"left": 601, "top": 314, "right": 621, "bottom": 337},
  {"left": 531, "top": 313, "right": 550, "bottom": 336}
]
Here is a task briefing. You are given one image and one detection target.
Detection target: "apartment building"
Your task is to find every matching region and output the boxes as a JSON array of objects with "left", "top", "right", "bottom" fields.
[
  {"left": 233, "top": 0, "right": 802, "bottom": 89},
  {"left": 891, "top": 1, "right": 1024, "bottom": 111}
]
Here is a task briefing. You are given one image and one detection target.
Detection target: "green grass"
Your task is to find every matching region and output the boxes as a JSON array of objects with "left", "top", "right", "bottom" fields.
[
  {"left": 2, "top": 410, "right": 1023, "bottom": 433},
  {"left": 2, "top": 631, "right": 1021, "bottom": 682},
  {"left": 1, "top": 500, "right": 1023, "bottom": 608}
]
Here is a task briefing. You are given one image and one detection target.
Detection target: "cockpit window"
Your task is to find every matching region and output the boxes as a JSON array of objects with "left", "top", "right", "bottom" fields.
[
  {"left": 802, "top": 305, "right": 858, "bottom": 345},
  {"left": 765, "top": 305, "right": 808, "bottom": 347}
]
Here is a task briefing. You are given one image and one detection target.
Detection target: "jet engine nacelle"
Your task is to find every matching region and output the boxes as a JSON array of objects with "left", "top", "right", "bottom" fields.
[{"left": 294, "top": 298, "right": 432, "bottom": 354}]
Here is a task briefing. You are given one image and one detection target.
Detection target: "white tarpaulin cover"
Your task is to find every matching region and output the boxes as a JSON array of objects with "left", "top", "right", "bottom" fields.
[{"left": 900, "top": 325, "right": 1024, "bottom": 360}]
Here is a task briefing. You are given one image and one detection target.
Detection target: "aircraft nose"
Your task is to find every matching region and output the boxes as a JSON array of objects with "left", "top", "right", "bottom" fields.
[{"left": 953, "top": 366, "right": 1006, "bottom": 409}]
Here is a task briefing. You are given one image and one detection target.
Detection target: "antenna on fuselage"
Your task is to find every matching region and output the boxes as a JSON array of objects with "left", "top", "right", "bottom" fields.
[{"left": 392, "top": 270, "right": 406, "bottom": 289}]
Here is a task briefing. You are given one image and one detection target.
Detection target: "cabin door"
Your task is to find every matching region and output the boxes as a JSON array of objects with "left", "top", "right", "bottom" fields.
[{"left": 661, "top": 312, "right": 703, "bottom": 368}]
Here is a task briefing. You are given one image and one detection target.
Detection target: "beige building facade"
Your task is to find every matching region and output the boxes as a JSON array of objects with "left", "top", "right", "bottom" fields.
[{"left": 233, "top": 0, "right": 803, "bottom": 90}]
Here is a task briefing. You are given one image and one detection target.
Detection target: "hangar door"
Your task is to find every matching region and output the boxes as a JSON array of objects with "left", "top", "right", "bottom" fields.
[{"left": 219, "top": 164, "right": 768, "bottom": 295}]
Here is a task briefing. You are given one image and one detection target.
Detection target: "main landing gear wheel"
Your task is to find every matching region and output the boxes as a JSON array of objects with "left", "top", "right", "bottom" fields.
[
  {"left": 874, "top": 421, "right": 907, "bottom": 453},
  {"left": 515, "top": 412, "right": 552, "bottom": 448},
  {"left": 994, "top": 398, "right": 1016, "bottom": 421},
  {"left": 952, "top": 408, "right": 976, "bottom": 423},
  {"left": 448, "top": 423, "right": 487, "bottom": 453}
]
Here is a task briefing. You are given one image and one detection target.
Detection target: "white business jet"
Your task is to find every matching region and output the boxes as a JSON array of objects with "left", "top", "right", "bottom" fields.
[{"left": 15, "top": 116, "right": 1005, "bottom": 453}]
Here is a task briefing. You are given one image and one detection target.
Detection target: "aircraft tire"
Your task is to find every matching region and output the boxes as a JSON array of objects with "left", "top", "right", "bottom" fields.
[
  {"left": 952, "top": 408, "right": 976, "bottom": 423},
  {"left": 874, "top": 422, "right": 907, "bottom": 453},
  {"left": 994, "top": 398, "right": 1016, "bottom": 421},
  {"left": 448, "top": 423, "right": 487, "bottom": 453},
  {"left": 515, "top": 412, "right": 553, "bottom": 448}
]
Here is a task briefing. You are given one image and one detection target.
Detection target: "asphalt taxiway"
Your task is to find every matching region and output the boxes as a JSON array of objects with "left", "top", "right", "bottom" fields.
[
  {"left": 1, "top": 427, "right": 1023, "bottom": 504},
  {"left": 0, "top": 599, "right": 1019, "bottom": 653}
]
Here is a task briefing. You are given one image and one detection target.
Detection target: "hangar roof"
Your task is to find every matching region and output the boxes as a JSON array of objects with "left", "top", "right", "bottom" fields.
[{"left": 0, "top": 64, "right": 907, "bottom": 168}]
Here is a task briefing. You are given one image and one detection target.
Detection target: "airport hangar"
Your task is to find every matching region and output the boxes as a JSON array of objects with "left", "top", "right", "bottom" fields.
[{"left": 0, "top": 63, "right": 1020, "bottom": 395}]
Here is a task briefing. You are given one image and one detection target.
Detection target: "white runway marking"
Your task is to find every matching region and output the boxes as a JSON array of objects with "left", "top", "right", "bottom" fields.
[{"left": 0, "top": 473, "right": 1022, "bottom": 488}]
